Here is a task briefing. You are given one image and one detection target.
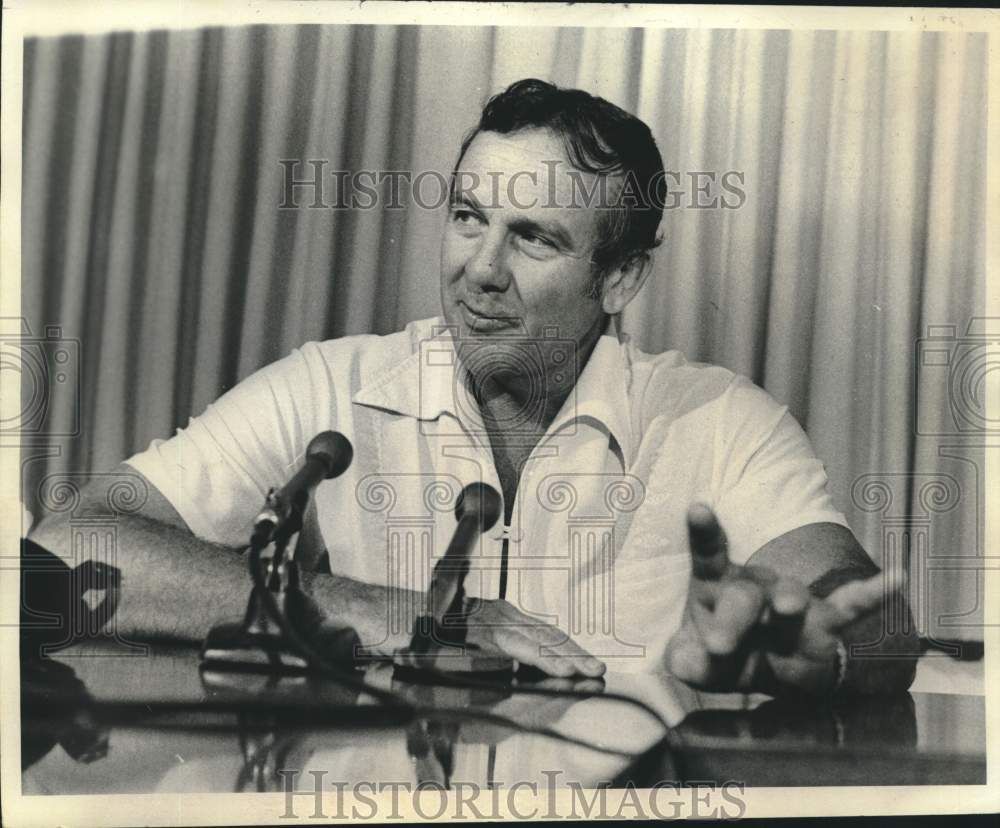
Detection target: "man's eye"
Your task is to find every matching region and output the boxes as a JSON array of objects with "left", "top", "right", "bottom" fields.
[
  {"left": 519, "top": 232, "right": 555, "bottom": 250},
  {"left": 451, "top": 208, "right": 484, "bottom": 226}
]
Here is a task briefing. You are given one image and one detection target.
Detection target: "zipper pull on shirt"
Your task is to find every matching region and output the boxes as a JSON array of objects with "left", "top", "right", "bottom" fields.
[{"left": 490, "top": 523, "right": 522, "bottom": 543}]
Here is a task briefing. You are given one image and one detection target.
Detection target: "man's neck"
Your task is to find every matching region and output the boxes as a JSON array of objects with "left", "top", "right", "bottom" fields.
[{"left": 465, "top": 315, "right": 606, "bottom": 437}]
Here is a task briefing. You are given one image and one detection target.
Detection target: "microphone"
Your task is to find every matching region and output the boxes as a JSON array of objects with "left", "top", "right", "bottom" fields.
[
  {"left": 255, "top": 431, "right": 353, "bottom": 533},
  {"left": 393, "top": 482, "right": 514, "bottom": 677},
  {"left": 201, "top": 431, "right": 359, "bottom": 674},
  {"left": 426, "top": 482, "right": 502, "bottom": 628}
]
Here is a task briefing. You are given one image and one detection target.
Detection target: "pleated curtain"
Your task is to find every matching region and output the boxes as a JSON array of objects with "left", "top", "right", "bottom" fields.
[{"left": 21, "top": 25, "right": 988, "bottom": 639}]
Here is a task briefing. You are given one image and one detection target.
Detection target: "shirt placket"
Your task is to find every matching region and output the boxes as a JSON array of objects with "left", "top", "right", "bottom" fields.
[
  {"left": 501, "top": 445, "right": 562, "bottom": 619},
  {"left": 438, "top": 384, "right": 507, "bottom": 602}
]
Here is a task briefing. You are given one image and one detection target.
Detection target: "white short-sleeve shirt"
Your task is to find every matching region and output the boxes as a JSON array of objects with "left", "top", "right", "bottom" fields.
[{"left": 126, "top": 317, "right": 849, "bottom": 670}]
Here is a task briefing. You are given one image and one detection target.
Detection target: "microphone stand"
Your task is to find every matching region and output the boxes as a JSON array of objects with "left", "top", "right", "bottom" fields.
[
  {"left": 201, "top": 488, "right": 313, "bottom": 671},
  {"left": 234, "top": 710, "right": 303, "bottom": 793},
  {"left": 201, "top": 448, "right": 360, "bottom": 675},
  {"left": 393, "top": 483, "right": 514, "bottom": 678}
]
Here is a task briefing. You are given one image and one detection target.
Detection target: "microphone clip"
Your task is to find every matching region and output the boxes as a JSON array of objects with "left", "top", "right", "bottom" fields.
[
  {"left": 200, "top": 535, "right": 311, "bottom": 672},
  {"left": 394, "top": 605, "right": 514, "bottom": 676}
]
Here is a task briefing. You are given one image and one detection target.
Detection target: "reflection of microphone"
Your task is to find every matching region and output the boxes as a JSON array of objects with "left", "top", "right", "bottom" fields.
[
  {"left": 21, "top": 659, "right": 109, "bottom": 771},
  {"left": 392, "top": 672, "right": 512, "bottom": 789},
  {"left": 394, "top": 483, "right": 514, "bottom": 677}
]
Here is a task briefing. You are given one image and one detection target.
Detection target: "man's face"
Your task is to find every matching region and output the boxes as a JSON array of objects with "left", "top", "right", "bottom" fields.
[{"left": 440, "top": 128, "right": 610, "bottom": 397}]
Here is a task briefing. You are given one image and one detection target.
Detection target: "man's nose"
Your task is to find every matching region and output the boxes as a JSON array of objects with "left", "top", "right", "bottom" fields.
[{"left": 464, "top": 230, "right": 511, "bottom": 292}]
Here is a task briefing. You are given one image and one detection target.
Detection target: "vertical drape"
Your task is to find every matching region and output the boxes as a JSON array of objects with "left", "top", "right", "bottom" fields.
[{"left": 20, "top": 25, "right": 988, "bottom": 639}]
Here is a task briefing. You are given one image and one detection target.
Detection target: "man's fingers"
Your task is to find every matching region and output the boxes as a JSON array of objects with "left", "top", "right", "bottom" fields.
[
  {"left": 764, "top": 578, "right": 810, "bottom": 654},
  {"left": 700, "top": 579, "right": 767, "bottom": 655},
  {"left": 826, "top": 570, "right": 903, "bottom": 627},
  {"left": 687, "top": 503, "right": 730, "bottom": 582},
  {"left": 769, "top": 578, "right": 810, "bottom": 616},
  {"left": 472, "top": 600, "right": 606, "bottom": 678},
  {"left": 489, "top": 627, "right": 574, "bottom": 677},
  {"left": 536, "top": 630, "right": 607, "bottom": 678},
  {"left": 505, "top": 624, "right": 606, "bottom": 678},
  {"left": 531, "top": 676, "right": 607, "bottom": 694},
  {"left": 665, "top": 633, "right": 713, "bottom": 686}
]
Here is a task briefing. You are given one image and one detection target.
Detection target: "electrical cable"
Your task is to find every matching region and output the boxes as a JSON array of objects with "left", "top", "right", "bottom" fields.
[
  {"left": 25, "top": 696, "right": 413, "bottom": 728},
  {"left": 244, "top": 534, "right": 407, "bottom": 708},
  {"left": 243, "top": 540, "right": 644, "bottom": 759},
  {"left": 27, "top": 689, "right": 635, "bottom": 758},
  {"left": 405, "top": 665, "right": 674, "bottom": 737},
  {"left": 245, "top": 479, "right": 672, "bottom": 757}
]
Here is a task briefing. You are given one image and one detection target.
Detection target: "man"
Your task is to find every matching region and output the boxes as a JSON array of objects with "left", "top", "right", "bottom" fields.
[{"left": 29, "top": 79, "right": 918, "bottom": 694}]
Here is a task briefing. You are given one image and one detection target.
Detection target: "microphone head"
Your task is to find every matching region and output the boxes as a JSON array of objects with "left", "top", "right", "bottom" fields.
[
  {"left": 306, "top": 431, "right": 353, "bottom": 479},
  {"left": 455, "top": 483, "right": 502, "bottom": 532}
]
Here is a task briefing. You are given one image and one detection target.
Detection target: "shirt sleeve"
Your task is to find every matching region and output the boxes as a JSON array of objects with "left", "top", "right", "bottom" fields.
[
  {"left": 711, "top": 376, "right": 850, "bottom": 566},
  {"left": 124, "top": 345, "right": 325, "bottom": 548}
]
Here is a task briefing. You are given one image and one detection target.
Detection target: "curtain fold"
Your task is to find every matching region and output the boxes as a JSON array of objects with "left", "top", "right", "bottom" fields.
[{"left": 20, "top": 25, "right": 988, "bottom": 638}]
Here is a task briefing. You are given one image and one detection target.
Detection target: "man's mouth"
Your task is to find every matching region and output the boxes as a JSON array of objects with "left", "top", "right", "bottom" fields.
[{"left": 458, "top": 301, "right": 517, "bottom": 332}]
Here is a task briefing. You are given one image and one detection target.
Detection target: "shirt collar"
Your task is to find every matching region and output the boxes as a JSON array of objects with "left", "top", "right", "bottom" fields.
[
  {"left": 351, "top": 319, "right": 464, "bottom": 421},
  {"left": 352, "top": 316, "right": 633, "bottom": 462},
  {"left": 548, "top": 316, "right": 633, "bottom": 462}
]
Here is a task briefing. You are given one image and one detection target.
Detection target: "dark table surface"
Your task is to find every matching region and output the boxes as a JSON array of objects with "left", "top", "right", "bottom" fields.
[{"left": 20, "top": 640, "right": 986, "bottom": 794}]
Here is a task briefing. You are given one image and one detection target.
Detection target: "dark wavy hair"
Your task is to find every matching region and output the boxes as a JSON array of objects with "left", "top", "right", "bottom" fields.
[{"left": 455, "top": 78, "right": 666, "bottom": 279}]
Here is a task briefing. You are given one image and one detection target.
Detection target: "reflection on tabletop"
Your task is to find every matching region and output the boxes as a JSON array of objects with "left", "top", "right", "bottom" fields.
[{"left": 21, "top": 643, "right": 986, "bottom": 793}]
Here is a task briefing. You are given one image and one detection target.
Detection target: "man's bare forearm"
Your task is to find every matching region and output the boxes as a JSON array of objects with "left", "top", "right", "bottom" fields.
[
  {"left": 28, "top": 511, "right": 251, "bottom": 641},
  {"left": 27, "top": 512, "right": 420, "bottom": 652}
]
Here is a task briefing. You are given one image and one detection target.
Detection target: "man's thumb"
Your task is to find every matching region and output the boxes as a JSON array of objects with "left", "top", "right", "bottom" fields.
[{"left": 687, "top": 502, "right": 729, "bottom": 581}]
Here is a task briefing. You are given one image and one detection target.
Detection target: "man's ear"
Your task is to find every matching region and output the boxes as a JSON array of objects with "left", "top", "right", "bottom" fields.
[{"left": 601, "top": 253, "right": 653, "bottom": 315}]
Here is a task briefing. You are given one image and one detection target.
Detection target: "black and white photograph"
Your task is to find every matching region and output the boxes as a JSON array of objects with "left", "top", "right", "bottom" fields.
[{"left": 2, "top": 1, "right": 996, "bottom": 824}]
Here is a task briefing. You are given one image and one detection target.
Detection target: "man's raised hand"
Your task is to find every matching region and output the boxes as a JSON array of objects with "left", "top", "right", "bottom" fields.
[{"left": 664, "top": 503, "right": 901, "bottom": 695}]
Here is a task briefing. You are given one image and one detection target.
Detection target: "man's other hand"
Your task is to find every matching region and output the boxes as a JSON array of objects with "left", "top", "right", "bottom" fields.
[
  {"left": 664, "top": 503, "right": 901, "bottom": 695},
  {"left": 464, "top": 597, "right": 606, "bottom": 679}
]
